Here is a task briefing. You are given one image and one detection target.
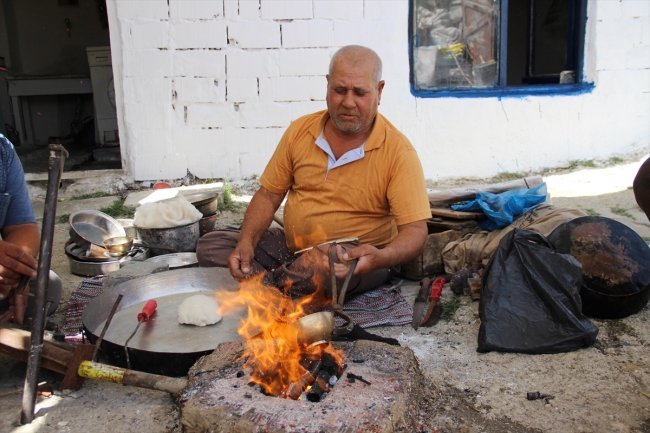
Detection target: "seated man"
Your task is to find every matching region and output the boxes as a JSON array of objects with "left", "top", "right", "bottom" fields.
[
  {"left": 197, "top": 45, "right": 431, "bottom": 301},
  {"left": 0, "top": 133, "right": 39, "bottom": 324}
]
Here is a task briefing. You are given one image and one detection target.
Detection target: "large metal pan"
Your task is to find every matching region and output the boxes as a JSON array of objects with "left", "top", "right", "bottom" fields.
[
  {"left": 69, "top": 210, "right": 126, "bottom": 250},
  {"left": 82, "top": 267, "right": 243, "bottom": 376},
  {"left": 548, "top": 216, "right": 650, "bottom": 319}
]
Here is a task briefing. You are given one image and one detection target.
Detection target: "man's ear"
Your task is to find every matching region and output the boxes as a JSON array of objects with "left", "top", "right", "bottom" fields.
[{"left": 377, "top": 80, "right": 385, "bottom": 105}]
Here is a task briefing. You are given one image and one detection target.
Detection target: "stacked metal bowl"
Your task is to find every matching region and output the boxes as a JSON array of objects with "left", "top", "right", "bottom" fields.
[{"left": 182, "top": 192, "right": 220, "bottom": 237}]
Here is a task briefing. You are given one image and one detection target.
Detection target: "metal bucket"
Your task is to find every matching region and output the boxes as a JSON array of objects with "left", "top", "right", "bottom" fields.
[{"left": 135, "top": 221, "right": 200, "bottom": 257}]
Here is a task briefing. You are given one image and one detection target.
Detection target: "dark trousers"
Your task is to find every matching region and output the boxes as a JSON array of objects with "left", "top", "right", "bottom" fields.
[
  {"left": 196, "top": 228, "right": 397, "bottom": 303},
  {"left": 634, "top": 157, "right": 650, "bottom": 222}
]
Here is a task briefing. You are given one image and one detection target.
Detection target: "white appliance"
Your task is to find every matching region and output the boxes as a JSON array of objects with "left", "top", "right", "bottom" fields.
[{"left": 87, "top": 46, "right": 118, "bottom": 145}]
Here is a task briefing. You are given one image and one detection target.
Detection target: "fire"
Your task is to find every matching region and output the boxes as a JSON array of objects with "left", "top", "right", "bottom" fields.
[{"left": 216, "top": 273, "right": 345, "bottom": 398}]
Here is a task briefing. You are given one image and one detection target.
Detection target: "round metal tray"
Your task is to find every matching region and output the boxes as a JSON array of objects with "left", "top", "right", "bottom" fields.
[
  {"left": 145, "top": 252, "right": 199, "bottom": 269},
  {"left": 82, "top": 267, "right": 243, "bottom": 376}
]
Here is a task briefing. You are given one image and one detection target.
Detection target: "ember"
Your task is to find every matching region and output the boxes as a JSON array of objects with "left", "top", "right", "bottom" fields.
[{"left": 216, "top": 274, "right": 346, "bottom": 401}]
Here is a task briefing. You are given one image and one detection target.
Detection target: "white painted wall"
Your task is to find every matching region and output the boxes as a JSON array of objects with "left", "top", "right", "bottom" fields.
[{"left": 106, "top": 0, "right": 650, "bottom": 181}]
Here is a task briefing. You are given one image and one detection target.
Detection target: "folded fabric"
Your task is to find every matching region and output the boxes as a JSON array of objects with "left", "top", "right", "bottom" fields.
[{"left": 452, "top": 183, "right": 548, "bottom": 231}]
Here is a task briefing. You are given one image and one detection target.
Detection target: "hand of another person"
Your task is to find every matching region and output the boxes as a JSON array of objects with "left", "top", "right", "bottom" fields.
[
  {"left": 228, "top": 241, "right": 256, "bottom": 280},
  {"left": 333, "top": 244, "right": 382, "bottom": 279},
  {"left": 0, "top": 290, "right": 28, "bottom": 325},
  {"left": 0, "top": 240, "right": 38, "bottom": 300}
]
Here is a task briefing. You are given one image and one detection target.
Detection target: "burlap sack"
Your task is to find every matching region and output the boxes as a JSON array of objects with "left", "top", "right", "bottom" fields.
[{"left": 441, "top": 205, "right": 587, "bottom": 274}]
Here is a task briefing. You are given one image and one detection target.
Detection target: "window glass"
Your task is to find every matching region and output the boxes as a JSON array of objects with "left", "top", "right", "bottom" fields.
[{"left": 413, "top": 0, "right": 499, "bottom": 90}]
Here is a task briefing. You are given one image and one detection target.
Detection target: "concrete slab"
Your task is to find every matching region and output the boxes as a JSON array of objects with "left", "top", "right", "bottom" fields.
[
  {"left": 124, "top": 182, "right": 223, "bottom": 208},
  {"left": 32, "top": 196, "right": 120, "bottom": 221}
]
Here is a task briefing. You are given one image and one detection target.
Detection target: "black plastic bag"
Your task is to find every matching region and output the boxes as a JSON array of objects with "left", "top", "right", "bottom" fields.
[{"left": 478, "top": 229, "right": 598, "bottom": 354}]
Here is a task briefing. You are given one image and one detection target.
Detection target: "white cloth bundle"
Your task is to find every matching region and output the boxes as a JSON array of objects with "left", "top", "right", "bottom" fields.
[{"left": 133, "top": 195, "right": 203, "bottom": 228}]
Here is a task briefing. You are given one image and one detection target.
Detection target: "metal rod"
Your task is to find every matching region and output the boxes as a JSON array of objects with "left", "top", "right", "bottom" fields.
[
  {"left": 93, "top": 294, "right": 123, "bottom": 361},
  {"left": 124, "top": 320, "right": 143, "bottom": 370},
  {"left": 21, "top": 143, "right": 68, "bottom": 424}
]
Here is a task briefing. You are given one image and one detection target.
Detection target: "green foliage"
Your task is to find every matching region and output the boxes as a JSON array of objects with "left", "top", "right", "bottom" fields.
[
  {"left": 608, "top": 156, "right": 624, "bottom": 165},
  {"left": 251, "top": 173, "right": 259, "bottom": 180},
  {"left": 568, "top": 159, "right": 597, "bottom": 170},
  {"left": 611, "top": 206, "right": 636, "bottom": 220},
  {"left": 70, "top": 192, "right": 114, "bottom": 201},
  {"left": 642, "top": 236, "right": 650, "bottom": 242},
  {"left": 56, "top": 214, "right": 70, "bottom": 224},
  {"left": 440, "top": 297, "right": 462, "bottom": 322},
  {"left": 585, "top": 208, "right": 600, "bottom": 216},
  {"left": 99, "top": 199, "right": 136, "bottom": 219},
  {"left": 217, "top": 176, "right": 245, "bottom": 212}
]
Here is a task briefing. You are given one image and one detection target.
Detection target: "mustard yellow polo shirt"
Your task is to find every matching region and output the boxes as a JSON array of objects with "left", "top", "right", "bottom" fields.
[{"left": 260, "top": 110, "right": 431, "bottom": 253}]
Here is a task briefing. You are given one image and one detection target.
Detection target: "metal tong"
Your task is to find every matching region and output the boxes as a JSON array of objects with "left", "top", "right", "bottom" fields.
[{"left": 328, "top": 243, "right": 357, "bottom": 336}]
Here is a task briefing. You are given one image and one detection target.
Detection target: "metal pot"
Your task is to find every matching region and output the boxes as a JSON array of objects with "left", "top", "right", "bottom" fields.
[
  {"left": 117, "top": 218, "right": 139, "bottom": 240},
  {"left": 69, "top": 210, "right": 126, "bottom": 250},
  {"left": 199, "top": 212, "right": 219, "bottom": 237},
  {"left": 135, "top": 221, "right": 200, "bottom": 257},
  {"left": 102, "top": 236, "right": 177, "bottom": 256},
  {"left": 184, "top": 192, "right": 219, "bottom": 218},
  {"left": 294, "top": 311, "right": 335, "bottom": 346}
]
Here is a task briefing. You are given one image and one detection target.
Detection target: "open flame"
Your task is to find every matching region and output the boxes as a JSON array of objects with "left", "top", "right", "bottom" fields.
[{"left": 216, "top": 273, "right": 345, "bottom": 398}]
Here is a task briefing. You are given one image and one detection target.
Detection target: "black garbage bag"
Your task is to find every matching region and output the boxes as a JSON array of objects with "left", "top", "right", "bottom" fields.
[{"left": 478, "top": 229, "right": 598, "bottom": 354}]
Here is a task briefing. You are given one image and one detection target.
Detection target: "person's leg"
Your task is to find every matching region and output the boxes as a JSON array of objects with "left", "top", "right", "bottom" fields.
[
  {"left": 196, "top": 228, "right": 294, "bottom": 277},
  {"left": 634, "top": 157, "right": 650, "bottom": 221}
]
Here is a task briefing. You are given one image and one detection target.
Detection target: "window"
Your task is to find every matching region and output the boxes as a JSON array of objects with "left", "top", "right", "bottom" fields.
[{"left": 410, "top": 0, "right": 590, "bottom": 97}]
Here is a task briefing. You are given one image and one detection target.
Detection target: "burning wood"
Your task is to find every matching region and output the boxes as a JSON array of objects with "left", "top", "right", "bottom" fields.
[{"left": 215, "top": 274, "right": 346, "bottom": 401}]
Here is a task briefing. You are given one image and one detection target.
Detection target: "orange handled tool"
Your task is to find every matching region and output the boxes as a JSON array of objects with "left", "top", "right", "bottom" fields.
[
  {"left": 420, "top": 277, "right": 445, "bottom": 327},
  {"left": 124, "top": 300, "right": 157, "bottom": 370}
]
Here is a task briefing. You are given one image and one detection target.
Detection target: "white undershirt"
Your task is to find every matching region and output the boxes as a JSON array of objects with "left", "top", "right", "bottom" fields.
[{"left": 315, "top": 129, "right": 365, "bottom": 180}]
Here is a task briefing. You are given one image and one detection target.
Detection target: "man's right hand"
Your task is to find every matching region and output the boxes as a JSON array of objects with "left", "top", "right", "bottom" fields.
[
  {"left": 0, "top": 240, "right": 38, "bottom": 300},
  {"left": 228, "top": 242, "right": 256, "bottom": 280}
]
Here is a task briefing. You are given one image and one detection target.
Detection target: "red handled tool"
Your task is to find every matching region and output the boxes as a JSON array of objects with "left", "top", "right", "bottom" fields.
[
  {"left": 124, "top": 300, "right": 157, "bottom": 370},
  {"left": 420, "top": 277, "right": 445, "bottom": 327}
]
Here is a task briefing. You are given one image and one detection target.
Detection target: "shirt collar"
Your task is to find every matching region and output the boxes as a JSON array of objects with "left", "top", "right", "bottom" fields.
[{"left": 309, "top": 110, "right": 387, "bottom": 152}]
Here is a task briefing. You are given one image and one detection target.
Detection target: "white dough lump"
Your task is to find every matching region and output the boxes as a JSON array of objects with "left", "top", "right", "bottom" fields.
[
  {"left": 133, "top": 195, "right": 202, "bottom": 229},
  {"left": 178, "top": 294, "right": 223, "bottom": 327}
]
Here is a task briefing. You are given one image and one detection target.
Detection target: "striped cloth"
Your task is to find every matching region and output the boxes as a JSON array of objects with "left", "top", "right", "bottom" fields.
[
  {"left": 337, "top": 280, "right": 413, "bottom": 329},
  {"left": 61, "top": 276, "right": 104, "bottom": 343}
]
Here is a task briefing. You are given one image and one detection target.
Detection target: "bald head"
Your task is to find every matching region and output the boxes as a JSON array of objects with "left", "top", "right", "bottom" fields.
[{"left": 329, "top": 45, "right": 383, "bottom": 84}]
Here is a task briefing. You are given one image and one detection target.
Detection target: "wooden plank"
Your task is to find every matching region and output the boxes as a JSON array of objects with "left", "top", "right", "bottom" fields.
[
  {"left": 430, "top": 207, "right": 485, "bottom": 220},
  {"left": 60, "top": 345, "right": 96, "bottom": 390},
  {"left": 7, "top": 77, "right": 92, "bottom": 96}
]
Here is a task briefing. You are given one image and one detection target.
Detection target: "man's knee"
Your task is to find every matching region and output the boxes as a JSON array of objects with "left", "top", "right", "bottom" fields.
[{"left": 196, "top": 230, "right": 241, "bottom": 267}]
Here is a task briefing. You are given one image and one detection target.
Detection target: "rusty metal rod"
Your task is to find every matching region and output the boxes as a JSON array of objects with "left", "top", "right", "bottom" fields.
[
  {"left": 21, "top": 143, "right": 68, "bottom": 424},
  {"left": 77, "top": 361, "right": 187, "bottom": 394},
  {"left": 93, "top": 294, "right": 123, "bottom": 361}
]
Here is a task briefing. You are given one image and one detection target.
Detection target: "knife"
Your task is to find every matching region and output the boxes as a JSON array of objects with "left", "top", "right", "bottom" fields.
[
  {"left": 420, "top": 277, "right": 445, "bottom": 327},
  {"left": 412, "top": 278, "right": 431, "bottom": 330}
]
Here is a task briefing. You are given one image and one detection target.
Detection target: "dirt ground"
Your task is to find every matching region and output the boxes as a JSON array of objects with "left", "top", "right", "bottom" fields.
[{"left": 1, "top": 153, "right": 649, "bottom": 432}]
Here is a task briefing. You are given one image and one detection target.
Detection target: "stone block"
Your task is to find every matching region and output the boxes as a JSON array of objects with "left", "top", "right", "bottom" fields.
[
  {"left": 239, "top": 0, "right": 260, "bottom": 19},
  {"left": 239, "top": 102, "right": 292, "bottom": 127},
  {"left": 131, "top": 21, "right": 169, "bottom": 49},
  {"left": 187, "top": 153, "right": 240, "bottom": 179},
  {"left": 187, "top": 103, "right": 241, "bottom": 128},
  {"left": 172, "top": 104, "right": 185, "bottom": 126},
  {"left": 223, "top": 128, "right": 277, "bottom": 154},
  {"left": 309, "top": 76, "right": 327, "bottom": 100},
  {"left": 172, "top": 128, "right": 226, "bottom": 154},
  {"left": 124, "top": 50, "right": 172, "bottom": 78},
  {"left": 224, "top": 0, "right": 237, "bottom": 18},
  {"left": 259, "top": 76, "right": 310, "bottom": 102},
  {"left": 333, "top": 20, "right": 380, "bottom": 46},
  {"left": 281, "top": 20, "right": 335, "bottom": 48},
  {"left": 124, "top": 103, "right": 173, "bottom": 130},
  {"left": 260, "top": 0, "right": 312, "bottom": 20},
  {"left": 132, "top": 129, "right": 173, "bottom": 154},
  {"left": 226, "top": 77, "right": 259, "bottom": 102},
  {"left": 123, "top": 78, "right": 172, "bottom": 103},
  {"left": 313, "top": 0, "right": 363, "bottom": 19},
  {"left": 132, "top": 153, "right": 188, "bottom": 180},
  {"left": 280, "top": 48, "right": 331, "bottom": 76},
  {"left": 240, "top": 152, "right": 273, "bottom": 177},
  {"left": 622, "top": 0, "right": 650, "bottom": 18},
  {"left": 227, "top": 50, "right": 280, "bottom": 77},
  {"left": 102, "top": 262, "right": 169, "bottom": 292},
  {"left": 228, "top": 21, "right": 280, "bottom": 48},
  {"left": 290, "top": 100, "right": 326, "bottom": 120},
  {"left": 364, "top": 0, "right": 403, "bottom": 20},
  {"left": 173, "top": 21, "right": 227, "bottom": 49},
  {"left": 117, "top": 0, "right": 168, "bottom": 19},
  {"left": 169, "top": 0, "right": 223, "bottom": 19},
  {"left": 173, "top": 50, "right": 226, "bottom": 78},
  {"left": 175, "top": 77, "right": 224, "bottom": 103},
  {"left": 626, "top": 45, "right": 650, "bottom": 69},
  {"left": 179, "top": 340, "right": 428, "bottom": 432}
]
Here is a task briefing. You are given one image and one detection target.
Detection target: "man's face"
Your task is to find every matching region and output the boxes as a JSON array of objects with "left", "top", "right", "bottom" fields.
[{"left": 326, "top": 59, "right": 385, "bottom": 135}]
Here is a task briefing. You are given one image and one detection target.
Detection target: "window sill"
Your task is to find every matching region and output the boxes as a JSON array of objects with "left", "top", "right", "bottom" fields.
[{"left": 410, "top": 82, "right": 595, "bottom": 99}]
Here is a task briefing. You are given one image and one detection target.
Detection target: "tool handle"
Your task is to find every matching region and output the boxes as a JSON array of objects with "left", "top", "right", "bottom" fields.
[
  {"left": 429, "top": 277, "right": 444, "bottom": 301},
  {"left": 137, "top": 300, "right": 157, "bottom": 322}
]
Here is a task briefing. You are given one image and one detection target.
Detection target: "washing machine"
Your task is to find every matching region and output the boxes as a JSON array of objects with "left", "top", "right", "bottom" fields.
[{"left": 87, "top": 46, "right": 118, "bottom": 146}]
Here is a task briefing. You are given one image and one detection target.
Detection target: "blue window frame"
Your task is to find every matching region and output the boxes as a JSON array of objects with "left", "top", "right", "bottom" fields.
[{"left": 409, "top": 0, "right": 592, "bottom": 98}]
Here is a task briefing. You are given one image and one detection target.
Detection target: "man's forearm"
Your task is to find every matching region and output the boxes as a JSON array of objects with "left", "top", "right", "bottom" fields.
[
  {"left": 1, "top": 223, "right": 40, "bottom": 257},
  {"left": 239, "top": 187, "right": 286, "bottom": 248},
  {"left": 376, "top": 220, "right": 428, "bottom": 268}
]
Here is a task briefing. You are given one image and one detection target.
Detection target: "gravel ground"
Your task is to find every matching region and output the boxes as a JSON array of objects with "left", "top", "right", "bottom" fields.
[{"left": 1, "top": 154, "right": 649, "bottom": 432}]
